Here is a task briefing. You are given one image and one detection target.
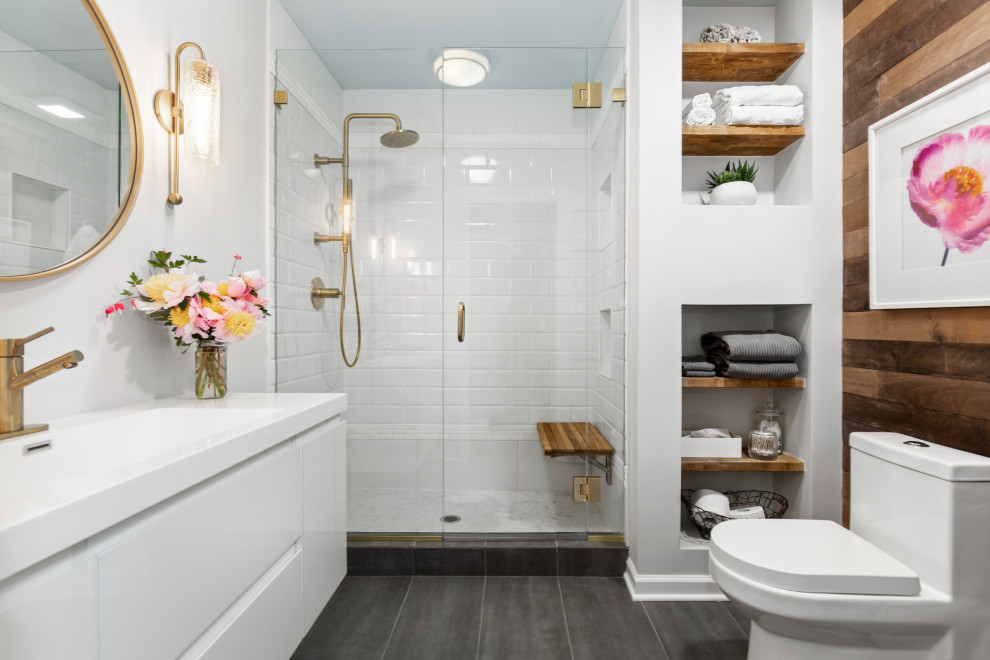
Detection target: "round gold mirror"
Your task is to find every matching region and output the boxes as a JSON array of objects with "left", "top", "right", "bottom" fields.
[{"left": 0, "top": 0, "right": 142, "bottom": 281}]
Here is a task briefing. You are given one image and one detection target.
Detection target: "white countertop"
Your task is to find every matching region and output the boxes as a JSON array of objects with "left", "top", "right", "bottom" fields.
[{"left": 0, "top": 393, "right": 346, "bottom": 582}]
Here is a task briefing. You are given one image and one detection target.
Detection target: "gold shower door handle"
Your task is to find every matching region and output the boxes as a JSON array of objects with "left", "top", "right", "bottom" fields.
[{"left": 457, "top": 303, "right": 465, "bottom": 342}]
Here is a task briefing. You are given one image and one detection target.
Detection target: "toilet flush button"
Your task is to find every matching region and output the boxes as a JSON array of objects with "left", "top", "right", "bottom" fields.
[{"left": 904, "top": 441, "right": 930, "bottom": 447}]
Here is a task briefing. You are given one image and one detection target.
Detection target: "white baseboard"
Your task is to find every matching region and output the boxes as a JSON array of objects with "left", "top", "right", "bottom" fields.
[{"left": 623, "top": 558, "right": 727, "bottom": 601}]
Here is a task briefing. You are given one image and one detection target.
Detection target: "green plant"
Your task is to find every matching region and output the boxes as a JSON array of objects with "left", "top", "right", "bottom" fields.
[{"left": 705, "top": 160, "right": 759, "bottom": 190}]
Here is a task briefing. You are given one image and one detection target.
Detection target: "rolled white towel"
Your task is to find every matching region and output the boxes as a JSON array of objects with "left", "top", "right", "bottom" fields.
[
  {"left": 684, "top": 107, "right": 716, "bottom": 126},
  {"left": 715, "top": 104, "right": 804, "bottom": 126},
  {"left": 692, "top": 92, "right": 713, "bottom": 108},
  {"left": 690, "top": 489, "right": 731, "bottom": 517},
  {"left": 714, "top": 84, "right": 803, "bottom": 108},
  {"left": 727, "top": 505, "right": 766, "bottom": 520}
]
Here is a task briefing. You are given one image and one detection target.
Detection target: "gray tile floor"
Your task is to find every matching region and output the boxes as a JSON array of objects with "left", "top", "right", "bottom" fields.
[{"left": 292, "top": 576, "right": 750, "bottom": 660}]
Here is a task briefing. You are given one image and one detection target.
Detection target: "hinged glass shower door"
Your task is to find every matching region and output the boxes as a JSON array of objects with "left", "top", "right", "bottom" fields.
[{"left": 440, "top": 47, "right": 625, "bottom": 537}]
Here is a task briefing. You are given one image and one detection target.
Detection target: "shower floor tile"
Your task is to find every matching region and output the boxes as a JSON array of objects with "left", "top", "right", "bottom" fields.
[{"left": 349, "top": 487, "right": 607, "bottom": 533}]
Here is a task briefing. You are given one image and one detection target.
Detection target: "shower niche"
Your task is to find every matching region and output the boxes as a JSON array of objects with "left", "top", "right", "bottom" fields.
[{"left": 681, "top": 0, "right": 813, "bottom": 206}]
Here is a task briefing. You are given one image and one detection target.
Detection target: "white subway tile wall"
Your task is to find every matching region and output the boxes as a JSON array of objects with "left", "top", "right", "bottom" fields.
[{"left": 273, "top": 54, "right": 625, "bottom": 534}]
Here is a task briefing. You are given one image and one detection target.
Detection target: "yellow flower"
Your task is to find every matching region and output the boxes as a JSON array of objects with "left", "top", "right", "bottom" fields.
[
  {"left": 142, "top": 273, "right": 184, "bottom": 302},
  {"left": 215, "top": 281, "right": 230, "bottom": 297},
  {"left": 203, "top": 296, "right": 225, "bottom": 314},
  {"left": 223, "top": 311, "right": 256, "bottom": 338},
  {"left": 168, "top": 307, "right": 190, "bottom": 327}
]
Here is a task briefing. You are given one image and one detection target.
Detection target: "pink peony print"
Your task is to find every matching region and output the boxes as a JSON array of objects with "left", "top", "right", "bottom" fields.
[{"left": 907, "top": 125, "right": 990, "bottom": 265}]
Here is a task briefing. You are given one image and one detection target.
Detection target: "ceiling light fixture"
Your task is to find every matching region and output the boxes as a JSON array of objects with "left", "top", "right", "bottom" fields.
[
  {"left": 38, "top": 104, "right": 84, "bottom": 119},
  {"left": 434, "top": 49, "right": 490, "bottom": 87}
]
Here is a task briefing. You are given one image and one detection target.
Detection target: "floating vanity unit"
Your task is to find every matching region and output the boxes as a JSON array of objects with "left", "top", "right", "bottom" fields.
[{"left": 0, "top": 393, "right": 346, "bottom": 660}]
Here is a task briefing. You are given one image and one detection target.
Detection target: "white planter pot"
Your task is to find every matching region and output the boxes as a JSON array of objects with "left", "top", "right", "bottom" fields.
[{"left": 709, "top": 181, "right": 757, "bottom": 205}]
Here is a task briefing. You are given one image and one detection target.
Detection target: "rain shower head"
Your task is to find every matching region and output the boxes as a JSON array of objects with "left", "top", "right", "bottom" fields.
[{"left": 380, "top": 129, "right": 419, "bottom": 149}]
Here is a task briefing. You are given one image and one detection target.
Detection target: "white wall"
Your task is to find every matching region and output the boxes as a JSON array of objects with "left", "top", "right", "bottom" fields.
[
  {"left": 627, "top": 0, "right": 842, "bottom": 596},
  {"left": 0, "top": 0, "right": 270, "bottom": 421}
]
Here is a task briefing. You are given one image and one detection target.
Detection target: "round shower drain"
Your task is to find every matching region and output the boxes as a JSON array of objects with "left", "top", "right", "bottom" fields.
[{"left": 441, "top": 514, "right": 461, "bottom": 523}]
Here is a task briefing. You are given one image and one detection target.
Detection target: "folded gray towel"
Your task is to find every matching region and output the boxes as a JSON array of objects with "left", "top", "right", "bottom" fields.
[
  {"left": 715, "top": 361, "right": 799, "bottom": 380},
  {"left": 701, "top": 331, "right": 802, "bottom": 363},
  {"left": 683, "top": 370, "right": 717, "bottom": 378},
  {"left": 682, "top": 355, "right": 716, "bottom": 372}
]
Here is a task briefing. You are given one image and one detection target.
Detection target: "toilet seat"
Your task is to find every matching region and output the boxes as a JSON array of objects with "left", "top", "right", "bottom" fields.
[{"left": 710, "top": 519, "right": 921, "bottom": 596}]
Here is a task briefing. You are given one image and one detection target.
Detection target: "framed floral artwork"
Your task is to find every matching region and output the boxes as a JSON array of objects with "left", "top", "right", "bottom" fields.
[{"left": 869, "top": 61, "right": 990, "bottom": 308}]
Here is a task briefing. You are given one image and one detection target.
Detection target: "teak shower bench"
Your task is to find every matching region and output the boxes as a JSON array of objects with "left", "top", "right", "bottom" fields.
[{"left": 537, "top": 422, "right": 614, "bottom": 484}]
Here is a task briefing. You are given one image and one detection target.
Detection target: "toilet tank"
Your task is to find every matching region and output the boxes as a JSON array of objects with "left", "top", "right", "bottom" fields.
[{"left": 850, "top": 432, "right": 990, "bottom": 596}]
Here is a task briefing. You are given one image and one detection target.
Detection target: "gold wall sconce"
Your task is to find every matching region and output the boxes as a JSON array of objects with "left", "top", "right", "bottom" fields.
[{"left": 154, "top": 42, "right": 220, "bottom": 205}]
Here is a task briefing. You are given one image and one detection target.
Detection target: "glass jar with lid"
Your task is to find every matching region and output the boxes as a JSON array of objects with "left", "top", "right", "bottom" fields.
[{"left": 755, "top": 402, "right": 784, "bottom": 454}]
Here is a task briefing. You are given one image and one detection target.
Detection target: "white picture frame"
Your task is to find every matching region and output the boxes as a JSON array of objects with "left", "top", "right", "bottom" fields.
[{"left": 868, "top": 60, "right": 990, "bottom": 309}]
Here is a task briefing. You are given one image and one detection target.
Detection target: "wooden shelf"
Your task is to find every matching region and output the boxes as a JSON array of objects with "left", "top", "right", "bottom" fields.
[
  {"left": 683, "top": 43, "right": 805, "bottom": 82},
  {"left": 682, "top": 450, "right": 804, "bottom": 472},
  {"left": 683, "top": 125, "right": 804, "bottom": 156},
  {"left": 537, "top": 422, "right": 614, "bottom": 457},
  {"left": 682, "top": 376, "right": 804, "bottom": 389}
]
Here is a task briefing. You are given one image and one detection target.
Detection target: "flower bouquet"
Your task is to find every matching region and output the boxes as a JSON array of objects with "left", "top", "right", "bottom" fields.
[{"left": 109, "top": 251, "right": 270, "bottom": 398}]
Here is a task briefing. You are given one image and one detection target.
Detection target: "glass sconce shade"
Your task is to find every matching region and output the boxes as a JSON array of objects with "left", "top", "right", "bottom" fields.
[
  {"left": 339, "top": 178, "right": 354, "bottom": 236},
  {"left": 181, "top": 58, "right": 220, "bottom": 166}
]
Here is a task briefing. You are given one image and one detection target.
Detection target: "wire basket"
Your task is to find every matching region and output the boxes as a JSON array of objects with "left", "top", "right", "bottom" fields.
[{"left": 681, "top": 489, "right": 789, "bottom": 540}]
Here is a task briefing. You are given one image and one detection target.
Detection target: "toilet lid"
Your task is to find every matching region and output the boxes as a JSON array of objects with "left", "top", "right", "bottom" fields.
[{"left": 710, "top": 519, "right": 921, "bottom": 596}]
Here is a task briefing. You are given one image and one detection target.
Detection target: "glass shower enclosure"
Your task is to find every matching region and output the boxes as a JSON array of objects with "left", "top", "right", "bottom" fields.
[{"left": 273, "top": 47, "right": 626, "bottom": 538}]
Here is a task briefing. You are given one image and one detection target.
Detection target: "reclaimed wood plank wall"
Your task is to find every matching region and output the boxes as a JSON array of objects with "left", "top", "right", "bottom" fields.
[{"left": 842, "top": 0, "right": 990, "bottom": 524}]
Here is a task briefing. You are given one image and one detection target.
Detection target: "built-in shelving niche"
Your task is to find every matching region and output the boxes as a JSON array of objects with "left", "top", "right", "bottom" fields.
[
  {"left": 681, "top": 0, "right": 811, "bottom": 206},
  {"left": 679, "top": 303, "right": 811, "bottom": 550}
]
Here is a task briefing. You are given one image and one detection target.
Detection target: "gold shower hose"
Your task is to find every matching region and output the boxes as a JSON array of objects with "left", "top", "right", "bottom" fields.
[{"left": 339, "top": 240, "right": 361, "bottom": 367}]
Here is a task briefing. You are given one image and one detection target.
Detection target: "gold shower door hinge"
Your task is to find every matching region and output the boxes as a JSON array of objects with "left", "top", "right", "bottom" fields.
[
  {"left": 573, "top": 476, "right": 603, "bottom": 502},
  {"left": 572, "top": 82, "right": 602, "bottom": 108},
  {"left": 274, "top": 90, "right": 288, "bottom": 106}
]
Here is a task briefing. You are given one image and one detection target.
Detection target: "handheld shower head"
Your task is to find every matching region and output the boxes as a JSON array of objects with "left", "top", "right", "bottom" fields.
[{"left": 380, "top": 129, "right": 419, "bottom": 149}]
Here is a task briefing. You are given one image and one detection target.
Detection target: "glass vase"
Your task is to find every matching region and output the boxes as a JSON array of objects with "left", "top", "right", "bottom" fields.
[{"left": 194, "top": 340, "right": 227, "bottom": 399}]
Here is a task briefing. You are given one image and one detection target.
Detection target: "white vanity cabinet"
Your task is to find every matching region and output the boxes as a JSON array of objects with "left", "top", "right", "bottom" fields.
[
  {"left": 0, "top": 394, "right": 346, "bottom": 660},
  {"left": 0, "top": 557, "right": 99, "bottom": 660}
]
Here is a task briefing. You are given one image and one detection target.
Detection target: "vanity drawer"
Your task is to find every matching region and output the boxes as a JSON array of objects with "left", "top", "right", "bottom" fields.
[
  {"left": 0, "top": 556, "right": 98, "bottom": 660},
  {"left": 195, "top": 549, "right": 304, "bottom": 660},
  {"left": 98, "top": 443, "right": 302, "bottom": 660}
]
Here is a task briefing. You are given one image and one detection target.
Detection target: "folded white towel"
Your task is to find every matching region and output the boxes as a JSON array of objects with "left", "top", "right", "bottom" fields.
[
  {"left": 690, "top": 428, "right": 732, "bottom": 438},
  {"left": 690, "top": 489, "right": 731, "bottom": 517},
  {"left": 692, "top": 92, "right": 713, "bottom": 108},
  {"left": 684, "top": 107, "right": 716, "bottom": 125},
  {"left": 727, "top": 505, "right": 766, "bottom": 520},
  {"left": 715, "top": 104, "right": 804, "bottom": 126},
  {"left": 714, "top": 84, "right": 803, "bottom": 108}
]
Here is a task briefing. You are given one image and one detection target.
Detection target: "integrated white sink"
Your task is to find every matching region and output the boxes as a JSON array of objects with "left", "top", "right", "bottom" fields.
[
  {"left": 0, "top": 393, "right": 346, "bottom": 582},
  {"left": 0, "top": 407, "right": 281, "bottom": 502}
]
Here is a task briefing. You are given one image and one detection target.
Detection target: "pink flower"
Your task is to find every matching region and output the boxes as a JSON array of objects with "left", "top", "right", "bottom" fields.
[
  {"left": 211, "top": 298, "right": 263, "bottom": 343},
  {"left": 240, "top": 270, "right": 266, "bottom": 292},
  {"left": 234, "top": 254, "right": 242, "bottom": 260},
  {"left": 114, "top": 302, "right": 124, "bottom": 312},
  {"left": 908, "top": 125, "right": 990, "bottom": 255}
]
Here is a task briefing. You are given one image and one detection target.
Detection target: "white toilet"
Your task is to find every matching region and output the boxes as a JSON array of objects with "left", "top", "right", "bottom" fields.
[{"left": 709, "top": 432, "right": 990, "bottom": 660}]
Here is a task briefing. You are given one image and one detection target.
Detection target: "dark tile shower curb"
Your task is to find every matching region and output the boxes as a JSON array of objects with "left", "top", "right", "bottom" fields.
[{"left": 347, "top": 538, "right": 629, "bottom": 577}]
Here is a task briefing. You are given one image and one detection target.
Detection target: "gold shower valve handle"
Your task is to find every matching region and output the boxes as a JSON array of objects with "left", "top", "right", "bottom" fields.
[
  {"left": 310, "top": 277, "right": 342, "bottom": 310},
  {"left": 457, "top": 302, "right": 465, "bottom": 343}
]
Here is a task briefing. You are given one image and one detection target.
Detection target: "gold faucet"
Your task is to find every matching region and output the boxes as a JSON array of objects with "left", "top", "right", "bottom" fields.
[{"left": 1, "top": 327, "right": 84, "bottom": 442}]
